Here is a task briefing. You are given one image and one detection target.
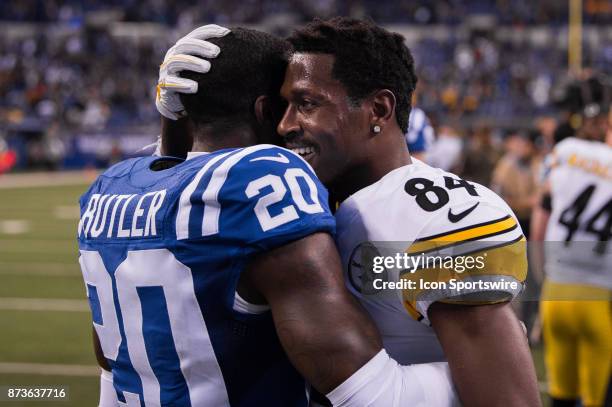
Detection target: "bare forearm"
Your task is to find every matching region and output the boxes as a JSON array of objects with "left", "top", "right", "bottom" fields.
[
  {"left": 430, "top": 302, "right": 541, "bottom": 407},
  {"left": 270, "top": 291, "right": 380, "bottom": 393},
  {"left": 248, "top": 233, "right": 381, "bottom": 393}
]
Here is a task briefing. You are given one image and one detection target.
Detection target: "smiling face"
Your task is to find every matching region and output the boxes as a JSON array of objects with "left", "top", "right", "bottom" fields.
[{"left": 277, "top": 53, "right": 371, "bottom": 185}]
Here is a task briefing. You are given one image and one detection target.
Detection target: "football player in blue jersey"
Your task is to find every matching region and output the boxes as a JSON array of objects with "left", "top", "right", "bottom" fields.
[
  {"left": 81, "top": 26, "right": 458, "bottom": 407},
  {"left": 405, "top": 106, "right": 434, "bottom": 161}
]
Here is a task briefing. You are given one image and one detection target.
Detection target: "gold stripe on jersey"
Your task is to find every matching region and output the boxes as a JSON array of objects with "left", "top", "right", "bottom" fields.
[
  {"left": 407, "top": 215, "right": 518, "bottom": 255},
  {"left": 403, "top": 300, "right": 423, "bottom": 321},
  {"left": 400, "top": 237, "right": 527, "bottom": 321}
]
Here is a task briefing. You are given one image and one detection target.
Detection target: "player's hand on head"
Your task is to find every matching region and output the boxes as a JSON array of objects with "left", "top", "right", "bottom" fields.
[{"left": 156, "top": 24, "right": 230, "bottom": 120}]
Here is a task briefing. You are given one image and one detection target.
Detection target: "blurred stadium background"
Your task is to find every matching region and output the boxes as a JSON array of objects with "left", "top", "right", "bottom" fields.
[{"left": 1, "top": 0, "right": 611, "bottom": 405}]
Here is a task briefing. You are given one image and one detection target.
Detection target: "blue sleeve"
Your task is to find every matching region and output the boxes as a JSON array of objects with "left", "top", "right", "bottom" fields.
[
  {"left": 407, "top": 129, "right": 427, "bottom": 153},
  {"left": 216, "top": 146, "right": 335, "bottom": 252},
  {"left": 405, "top": 108, "right": 434, "bottom": 154}
]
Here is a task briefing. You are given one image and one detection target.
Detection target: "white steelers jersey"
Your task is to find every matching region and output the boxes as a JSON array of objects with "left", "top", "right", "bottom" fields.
[
  {"left": 544, "top": 137, "right": 612, "bottom": 289},
  {"left": 335, "top": 159, "right": 527, "bottom": 364}
]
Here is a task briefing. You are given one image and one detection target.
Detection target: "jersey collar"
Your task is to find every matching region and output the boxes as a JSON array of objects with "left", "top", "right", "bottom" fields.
[{"left": 186, "top": 151, "right": 210, "bottom": 160}]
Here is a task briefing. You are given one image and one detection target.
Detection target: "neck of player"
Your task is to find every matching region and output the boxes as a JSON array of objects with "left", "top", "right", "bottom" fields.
[
  {"left": 192, "top": 123, "right": 259, "bottom": 152},
  {"left": 331, "top": 132, "right": 412, "bottom": 203}
]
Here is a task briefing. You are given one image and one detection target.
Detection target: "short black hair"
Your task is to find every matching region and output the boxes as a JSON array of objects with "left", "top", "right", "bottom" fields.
[
  {"left": 180, "top": 27, "right": 289, "bottom": 128},
  {"left": 287, "top": 17, "right": 417, "bottom": 133}
]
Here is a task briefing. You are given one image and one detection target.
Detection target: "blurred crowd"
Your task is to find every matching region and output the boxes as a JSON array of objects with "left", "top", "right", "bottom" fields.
[
  {"left": 0, "top": 30, "right": 161, "bottom": 131},
  {"left": 420, "top": 70, "right": 611, "bottom": 240},
  {"left": 2, "top": 0, "right": 612, "bottom": 25},
  {"left": 420, "top": 117, "right": 552, "bottom": 236},
  {"left": 1, "top": 0, "right": 612, "bottom": 171}
]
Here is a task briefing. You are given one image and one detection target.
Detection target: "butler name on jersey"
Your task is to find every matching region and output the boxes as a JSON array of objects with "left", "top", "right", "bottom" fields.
[
  {"left": 335, "top": 159, "right": 527, "bottom": 365},
  {"left": 77, "top": 145, "right": 334, "bottom": 407}
]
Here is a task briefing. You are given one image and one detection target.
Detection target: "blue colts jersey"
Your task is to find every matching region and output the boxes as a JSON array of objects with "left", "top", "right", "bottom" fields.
[
  {"left": 405, "top": 107, "right": 434, "bottom": 154},
  {"left": 77, "top": 145, "right": 335, "bottom": 406}
]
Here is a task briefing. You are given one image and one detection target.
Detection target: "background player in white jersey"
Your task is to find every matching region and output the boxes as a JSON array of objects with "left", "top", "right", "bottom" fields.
[
  {"left": 533, "top": 92, "right": 612, "bottom": 406},
  {"left": 274, "top": 17, "right": 540, "bottom": 406},
  {"left": 83, "top": 26, "right": 459, "bottom": 407}
]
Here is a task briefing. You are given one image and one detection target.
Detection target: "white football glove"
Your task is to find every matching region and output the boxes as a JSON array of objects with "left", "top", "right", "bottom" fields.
[{"left": 156, "top": 24, "right": 231, "bottom": 120}]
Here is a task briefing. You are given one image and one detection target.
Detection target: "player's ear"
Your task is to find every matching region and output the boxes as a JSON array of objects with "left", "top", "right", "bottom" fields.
[
  {"left": 370, "top": 89, "right": 396, "bottom": 132},
  {"left": 253, "top": 94, "right": 285, "bottom": 145},
  {"left": 254, "top": 95, "right": 272, "bottom": 126}
]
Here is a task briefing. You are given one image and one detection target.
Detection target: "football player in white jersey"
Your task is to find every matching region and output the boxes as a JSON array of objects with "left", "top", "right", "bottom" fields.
[
  {"left": 274, "top": 17, "right": 540, "bottom": 406},
  {"left": 88, "top": 25, "right": 461, "bottom": 407},
  {"left": 534, "top": 99, "right": 612, "bottom": 407}
]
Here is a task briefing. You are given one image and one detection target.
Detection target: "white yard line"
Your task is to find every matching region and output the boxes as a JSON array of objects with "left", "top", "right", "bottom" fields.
[
  {"left": 0, "top": 220, "right": 30, "bottom": 235},
  {"left": 0, "top": 362, "right": 99, "bottom": 377},
  {"left": 0, "top": 171, "right": 97, "bottom": 189},
  {"left": 53, "top": 205, "right": 81, "bottom": 220},
  {"left": 0, "top": 298, "right": 88, "bottom": 312}
]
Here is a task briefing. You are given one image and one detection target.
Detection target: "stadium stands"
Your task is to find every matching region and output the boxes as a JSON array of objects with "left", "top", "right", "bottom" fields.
[{"left": 1, "top": 0, "right": 611, "bottom": 169}]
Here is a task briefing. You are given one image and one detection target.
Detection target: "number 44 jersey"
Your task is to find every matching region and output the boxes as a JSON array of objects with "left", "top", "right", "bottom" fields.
[
  {"left": 77, "top": 145, "right": 335, "bottom": 407},
  {"left": 335, "top": 159, "right": 527, "bottom": 365},
  {"left": 544, "top": 137, "right": 612, "bottom": 289}
]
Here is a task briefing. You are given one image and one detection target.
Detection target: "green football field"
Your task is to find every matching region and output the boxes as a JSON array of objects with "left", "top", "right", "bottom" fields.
[{"left": 0, "top": 173, "right": 550, "bottom": 406}]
